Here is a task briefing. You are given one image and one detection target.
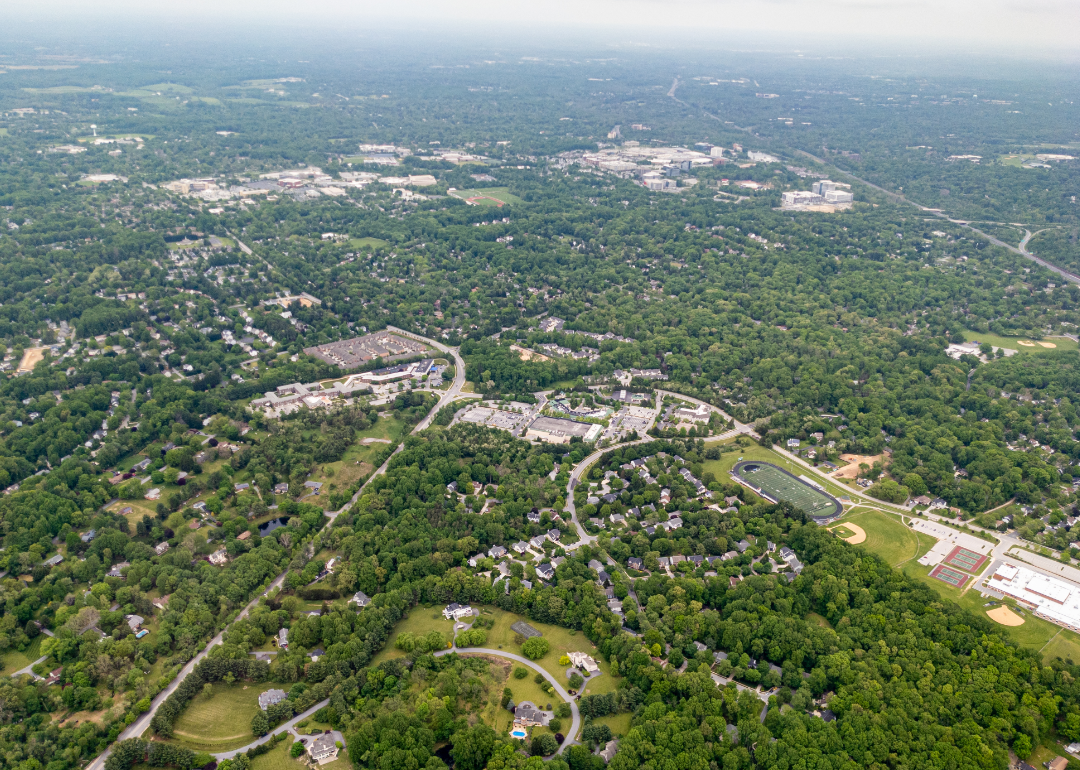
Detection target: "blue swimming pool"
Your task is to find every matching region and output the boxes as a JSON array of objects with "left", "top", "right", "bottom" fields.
[{"left": 510, "top": 729, "right": 527, "bottom": 739}]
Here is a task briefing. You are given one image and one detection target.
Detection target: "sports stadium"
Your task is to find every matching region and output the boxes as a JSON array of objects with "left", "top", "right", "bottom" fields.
[{"left": 730, "top": 461, "right": 842, "bottom": 522}]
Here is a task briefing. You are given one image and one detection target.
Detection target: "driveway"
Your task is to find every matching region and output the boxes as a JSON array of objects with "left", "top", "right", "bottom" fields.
[
  {"left": 434, "top": 647, "right": 580, "bottom": 756},
  {"left": 211, "top": 698, "right": 331, "bottom": 759}
]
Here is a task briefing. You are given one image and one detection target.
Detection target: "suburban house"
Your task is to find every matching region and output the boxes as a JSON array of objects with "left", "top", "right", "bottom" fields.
[
  {"left": 258, "top": 688, "right": 288, "bottom": 710},
  {"left": 350, "top": 590, "right": 370, "bottom": 608},
  {"left": 154, "top": 542, "right": 170, "bottom": 555},
  {"left": 443, "top": 603, "right": 473, "bottom": 621},
  {"left": 535, "top": 563, "right": 555, "bottom": 581},
  {"left": 568, "top": 651, "right": 600, "bottom": 674},
  {"left": 514, "top": 701, "right": 546, "bottom": 727},
  {"left": 125, "top": 615, "right": 144, "bottom": 633},
  {"left": 275, "top": 628, "right": 289, "bottom": 650},
  {"left": 307, "top": 733, "right": 339, "bottom": 764},
  {"left": 208, "top": 549, "right": 228, "bottom": 566},
  {"left": 628, "top": 557, "right": 643, "bottom": 570},
  {"left": 513, "top": 541, "right": 530, "bottom": 554}
]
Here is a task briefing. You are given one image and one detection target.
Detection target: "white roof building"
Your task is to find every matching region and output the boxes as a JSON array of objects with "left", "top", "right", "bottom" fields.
[
  {"left": 567, "top": 651, "right": 600, "bottom": 674},
  {"left": 986, "top": 563, "right": 1080, "bottom": 631}
]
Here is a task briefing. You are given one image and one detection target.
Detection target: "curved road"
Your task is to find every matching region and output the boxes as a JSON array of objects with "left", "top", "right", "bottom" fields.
[
  {"left": 434, "top": 647, "right": 580, "bottom": 756},
  {"left": 83, "top": 327, "right": 462, "bottom": 770},
  {"left": 210, "top": 698, "right": 331, "bottom": 760}
]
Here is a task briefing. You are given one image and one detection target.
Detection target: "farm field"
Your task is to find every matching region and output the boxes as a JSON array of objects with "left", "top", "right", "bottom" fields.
[
  {"left": 249, "top": 741, "right": 307, "bottom": 770},
  {"left": 165, "top": 683, "right": 266, "bottom": 752}
]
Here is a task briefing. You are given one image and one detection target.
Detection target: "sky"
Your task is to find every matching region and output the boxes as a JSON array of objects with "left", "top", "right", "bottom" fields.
[{"left": 6, "top": 0, "right": 1079, "bottom": 55}]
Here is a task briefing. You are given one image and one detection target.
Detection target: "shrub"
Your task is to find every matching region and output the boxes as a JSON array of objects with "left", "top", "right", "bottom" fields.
[
  {"left": 290, "top": 742, "right": 305, "bottom": 759},
  {"left": 513, "top": 667, "right": 529, "bottom": 679},
  {"left": 521, "top": 637, "right": 550, "bottom": 660},
  {"left": 568, "top": 672, "right": 584, "bottom": 690}
]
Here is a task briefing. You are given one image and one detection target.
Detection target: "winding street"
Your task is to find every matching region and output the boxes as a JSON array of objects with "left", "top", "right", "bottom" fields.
[
  {"left": 82, "top": 327, "right": 460, "bottom": 770},
  {"left": 210, "top": 698, "right": 332, "bottom": 760},
  {"left": 434, "top": 647, "right": 580, "bottom": 756}
]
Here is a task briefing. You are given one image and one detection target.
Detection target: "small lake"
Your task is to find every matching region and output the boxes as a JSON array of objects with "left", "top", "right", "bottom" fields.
[{"left": 257, "top": 517, "right": 289, "bottom": 535}]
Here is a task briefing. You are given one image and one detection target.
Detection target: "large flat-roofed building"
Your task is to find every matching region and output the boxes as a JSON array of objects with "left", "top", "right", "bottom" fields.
[
  {"left": 986, "top": 563, "right": 1080, "bottom": 631},
  {"left": 525, "top": 416, "right": 602, "bottom": 444}
]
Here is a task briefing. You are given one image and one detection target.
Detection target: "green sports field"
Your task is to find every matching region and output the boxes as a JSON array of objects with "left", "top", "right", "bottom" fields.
[{"left": 733, "top": 461, "right": 840, "bottom": 519}]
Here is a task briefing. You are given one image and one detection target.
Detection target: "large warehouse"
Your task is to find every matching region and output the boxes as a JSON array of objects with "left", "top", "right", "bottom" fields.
[{"left": 525, "top": 416, "right": 602, "bottom": 444}]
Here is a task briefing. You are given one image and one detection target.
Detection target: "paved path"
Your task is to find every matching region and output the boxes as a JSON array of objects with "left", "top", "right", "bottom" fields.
[
  {"left": 435, "top": 647, "right": 580, "bottom": 755},
  {"left": 210, "top": 698, "right": 331, "bottom": 759}
]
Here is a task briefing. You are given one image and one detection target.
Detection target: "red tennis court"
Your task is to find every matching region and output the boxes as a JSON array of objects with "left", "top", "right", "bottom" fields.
[
  {"left": 929, "top": 564, "right": 969, "bottom": 588},
  {"left": 943, "top": 546, "right": 987, "bottom": 574}
]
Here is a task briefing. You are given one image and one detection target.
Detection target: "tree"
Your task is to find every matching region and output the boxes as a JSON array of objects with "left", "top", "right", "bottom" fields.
[
  {"left": 251, "top": 711, "right": 269, "bottom": 737},
  {"left": 521, "top": 637, "right": 550, "bottom": 660},
  {"left": 290, "top": 742, "right": 305, "bottom": 758},
  {"left": 450, "top": 724, "right": 496, "bottom": 770},
  {"left": 514, "top": 666, "right": 529, "bottom": 679},
  {"left": 530, "top": 734, "right": 558, "bottom": 757}
]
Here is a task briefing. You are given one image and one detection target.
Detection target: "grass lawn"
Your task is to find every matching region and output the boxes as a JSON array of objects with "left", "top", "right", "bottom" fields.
[
  {"left": 593, "top": 712, "right": 633, "bottom": 739},
  {"left": 474, "top": 607, "right": 610, "bottom": 693},
  {"left": 369, "top": 607, "right": 455, "bottom": 666},
  {"left": 348, "top": 237, "right": 389, "bottom": 250},
  {"left": 0, "top": 636, "right": 43, "bottom": 674},
  {"left": 448, "top": 188, "right": 523, "bottom": 206},
  {"left": 805, "top": 612, "right": 832, "bottom": 629},
  {"left": 962, "top": 329, "right": 1077, "bottom": 352},
  {"left": 839, "top": 508, "right": 921, "bottom": 566},
  {"left": 702, "top": 444, "right": 853, "bottom": 499},
  {"left": 166, "top": 683, "right": 266, "bottom": 752},
  {"left": 249, "top": 740, "right": 307, "bottom": 770}
]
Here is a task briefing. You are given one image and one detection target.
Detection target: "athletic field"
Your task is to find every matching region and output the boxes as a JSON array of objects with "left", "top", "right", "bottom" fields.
[
  {"left": 943, "top": 545, "right": 988, "bottom": 574},
  {"left": 732, "top": 461, "right": 841, "bottom": 521},
  {"left": 929, "top": 564, "right": 969, "bottom": 588}
]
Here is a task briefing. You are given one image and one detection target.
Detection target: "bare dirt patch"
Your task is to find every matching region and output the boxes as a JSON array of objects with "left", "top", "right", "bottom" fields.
[
  {"left": 833, "top": 453, "right": 888, "bottom": 479},
  {"left": 987, "top": 606, "right": 1025, "bottom": 626},
  {"left": 17, "top": 347, "right": 47, "bottom": 373},
  {"left": 510, "top": 344, "right": 550, "bottom": 362},
  {"left": 1038, "top": 341, "right": 1057, "bottom": 348},
  {"left": 831, "top": 523, "right": 866, "bottom": 544}
]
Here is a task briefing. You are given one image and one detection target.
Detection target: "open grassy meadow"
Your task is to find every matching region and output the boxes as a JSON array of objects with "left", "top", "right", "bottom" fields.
[
  {"left": 839, "top": 508, "right": 921, "bottom": 566},
  {"left": 348, "top": 237, "right": 390, "bottom": 250},
  {"left": 166, "top": 683, "right": 266, "bottom": 751},
  {"left": 448, "top": 188, "right": 523, "bottom": 207},
  {"left": 0, "top": 636, "right": 43, "bottom": 675},
  {"left": 962, "top": 329, "right": 1077, "bottom": 352},
  {"left": 249, "top": 741, "right": 307, "bottom": 770},
  {"left": 473, "top": 607, "right": 611, "bottom": 694},
  {"left": 369, "top": 607, "right": 455, "bottom": 666}
]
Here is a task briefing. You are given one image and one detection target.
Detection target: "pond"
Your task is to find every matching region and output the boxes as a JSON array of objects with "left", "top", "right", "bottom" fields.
[{"left": 257, "top": 517, "right": 289, "bottom": 535}]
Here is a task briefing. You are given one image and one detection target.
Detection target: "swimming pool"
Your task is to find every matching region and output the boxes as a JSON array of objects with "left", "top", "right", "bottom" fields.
[{"left": 510, "top": 729, "right": 527, "bottom": 739}]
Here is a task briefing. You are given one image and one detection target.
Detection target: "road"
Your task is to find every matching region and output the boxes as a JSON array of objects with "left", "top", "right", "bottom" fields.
[
  {"left": 83, "top": 571, "right": 290, "bottom": 770},
  {"left": 325, "top": 327, "right": 466, "bottom": 524},
  {"left": 83, "top": 327, "right": 459, "bottom": 770},
  {"left": 434, "top": 647, "right": 580, "bottom": 756},
  {"left": 211, "top": 698, "right": 332, "bottom": 759},
  {"left": 564, "top": 393, "right": 663, "bottom": 544},
  {"left": 790, "top": 150, "right": 1080, "bottom": 286}
]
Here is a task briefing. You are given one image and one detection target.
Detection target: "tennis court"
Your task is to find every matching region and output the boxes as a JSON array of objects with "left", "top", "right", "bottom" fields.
[
  {"left": 732, "top": 461, "right": 842, "bottom": 521},
  {"left": 943, "top": 545, "right": 988, "bottom": 574},
  {"left": 929, "top": 564, "right": 969, "bottom": 588}
]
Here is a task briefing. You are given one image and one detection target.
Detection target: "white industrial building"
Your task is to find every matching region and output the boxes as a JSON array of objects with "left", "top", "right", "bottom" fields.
[{"left": 986, "top": 563, "right": 1080, "bottom": 631}]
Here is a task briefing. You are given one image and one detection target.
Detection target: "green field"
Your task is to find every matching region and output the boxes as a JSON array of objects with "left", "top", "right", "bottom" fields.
[
  {"left": 735, "top": 461, "right": 839, "bottom": 518},
  {"left": 702, "top": 444, "right": 854, "bottom": 499},
  {"left": 166, "top": 683, "right": 266, "bottom": 751},
  {"left": 249, "top": 740, "right": 308, "bottom": 770},
  {"left": 472, "top": 606, "right": 609, "bottom": 694},
  {"left": 118, "top": 83, "right": 195, "bottom": 97},
  {"left": 349, "top": 237, "right": 390, "bottom": 250},
  {"left": 448, "top": 187, "right": 523, "bottom": 207},
  {"left": 838, "top": 508, "right": 922, "bottom": 566},
  {"left": 593, "top": 712, "right": 633, "bottom": 739},
  {"left": 369, "top": 607, "right": 455, "bottom": 666},
  {"left": 0, "top": 636, "right": 43, "bottom": 675},
  {"left": 962, "top": 329, "right": 1077, "bottom": 352}
]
